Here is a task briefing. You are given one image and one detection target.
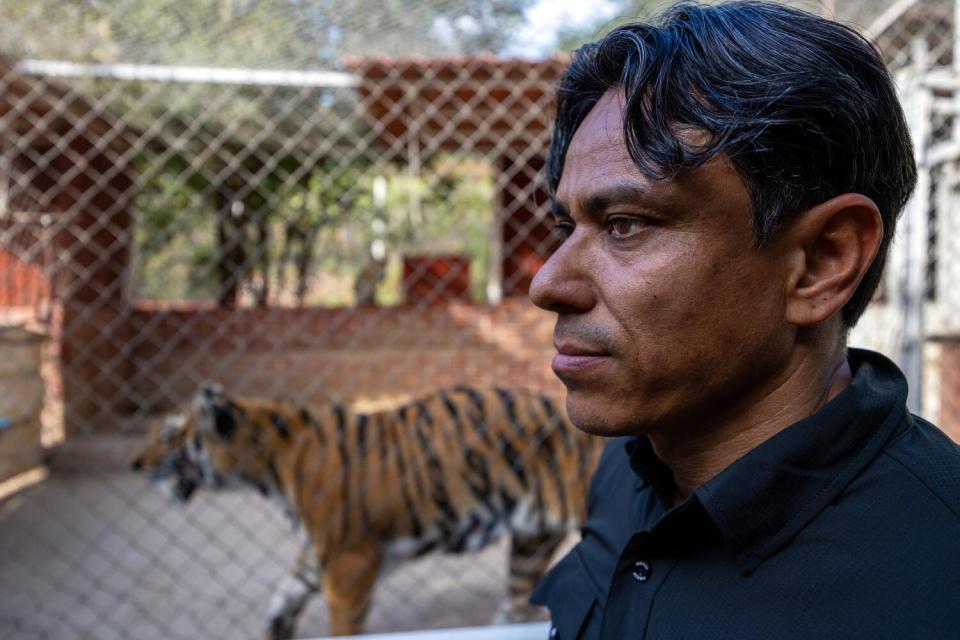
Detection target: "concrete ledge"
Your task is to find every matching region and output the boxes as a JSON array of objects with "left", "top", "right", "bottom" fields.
[
  {"left": 314, "top": 622, "right": 550, "bottom": 640},
  {"left": 45, "top": 434, "right": 144, "bottom": 473}
]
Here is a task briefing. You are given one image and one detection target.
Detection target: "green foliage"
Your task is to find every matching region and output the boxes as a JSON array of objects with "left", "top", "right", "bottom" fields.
[
  {"left": 376, "top": 156, "right": 495, "bottom": 303},
  {"left": 0, "top": 0, "right": 534, "bottom": 65},
  {"left": 296, "top": 155, "right": 495, "bottom": 306},
  {"left": 134, "top": 173, "right": 219, "bottom": 300},
  {"left": 133, "top": 148, "right": 496, "bottom": 307}
]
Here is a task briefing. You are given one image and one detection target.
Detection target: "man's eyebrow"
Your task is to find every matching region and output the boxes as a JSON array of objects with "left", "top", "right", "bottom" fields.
[
  {"left": 551, "top": 182, "right": 661, "bottom": 223},
  {"left": 580, "top": 183, "right": 657, "bottom": 218}
]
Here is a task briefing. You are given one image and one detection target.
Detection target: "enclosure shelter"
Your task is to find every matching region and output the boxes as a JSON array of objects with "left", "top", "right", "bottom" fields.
[
  {"left": 349, "top": 55, "right": 567, "bottom": 296},
  {"left": 1, "top": 0, "right": 960, "bottom": 638},
  {"left": 0, "top": 54, "right": 139, "bottom": 447}
]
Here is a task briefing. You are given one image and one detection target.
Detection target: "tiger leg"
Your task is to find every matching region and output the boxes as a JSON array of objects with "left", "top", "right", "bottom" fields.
[
  {"left": 322, "top": 541, "right": 383, "bottom": 636},
  {"left": 267, "top": 541, "right": 320, "bottom": 640},
  {"left": 497, "top": 531, "right": 568, "bottom": 623}
]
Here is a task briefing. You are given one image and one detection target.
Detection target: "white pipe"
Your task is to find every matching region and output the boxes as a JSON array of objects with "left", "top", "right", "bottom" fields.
[{"left": 14, "top": 59, "right": 359, "bottom": 88}]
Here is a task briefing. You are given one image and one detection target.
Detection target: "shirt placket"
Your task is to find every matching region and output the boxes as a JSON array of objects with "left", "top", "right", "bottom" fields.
[{"left": 599, "top": 530, "right": 678, "bottom": 640}]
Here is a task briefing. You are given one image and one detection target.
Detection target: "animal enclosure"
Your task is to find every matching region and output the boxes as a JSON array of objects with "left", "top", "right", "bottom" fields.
[{"left": 2, "top": 1, "right": 960, "bottom": 638}]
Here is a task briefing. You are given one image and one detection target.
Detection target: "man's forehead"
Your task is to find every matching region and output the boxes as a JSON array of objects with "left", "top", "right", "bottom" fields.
[
  {"left": 557, "top": 91, "right": 640, "bottom": 205},
  {"left": 568, "top": 91, "right": 630, "bottom": 159},
  {"left": 556, "top": 89, "right": 742, "bottom": 211},
  {"left": 566, "top": 90, "right": 714, "bottom": 166}
]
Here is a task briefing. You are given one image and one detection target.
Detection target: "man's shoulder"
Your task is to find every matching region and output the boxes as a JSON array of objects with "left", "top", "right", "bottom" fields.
[{"left": 878, "top": 415, "right": 960, "bottom": 526}]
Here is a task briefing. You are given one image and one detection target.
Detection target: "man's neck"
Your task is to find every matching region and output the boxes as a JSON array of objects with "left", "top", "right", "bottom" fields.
[{"left": 649, "top": 345, "right": 852, "bottom": 506}]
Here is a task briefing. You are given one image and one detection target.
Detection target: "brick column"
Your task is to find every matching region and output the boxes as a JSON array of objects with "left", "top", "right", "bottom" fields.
[
  {"left": 937, "top": 337, "right": 960, "bottom": 442},
  {"left": 55, "top": 135, "right": 137, "bottom": 435}
]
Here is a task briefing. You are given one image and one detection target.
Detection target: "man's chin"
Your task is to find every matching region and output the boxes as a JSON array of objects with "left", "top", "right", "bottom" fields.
[{"left": 564, "top": 394, "right": 646, "bottom": 437}]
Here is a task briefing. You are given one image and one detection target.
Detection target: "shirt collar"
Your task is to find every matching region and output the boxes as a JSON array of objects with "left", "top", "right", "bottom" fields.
[
  {"left": 625, "top": 436, "right": 675, "bottom": 503},
  {"left": 627, "top": 348, "right": 910, "bottom": 576}
]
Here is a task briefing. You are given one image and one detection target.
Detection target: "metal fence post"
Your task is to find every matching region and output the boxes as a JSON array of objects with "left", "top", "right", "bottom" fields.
[{"left": 896, "top": 38, "right": 932, "bottom": 414}]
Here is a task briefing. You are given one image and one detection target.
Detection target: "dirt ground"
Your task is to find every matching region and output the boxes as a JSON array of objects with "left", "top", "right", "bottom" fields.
[{"left": 0, "top": 463, "right": 546, "bottom": 640}]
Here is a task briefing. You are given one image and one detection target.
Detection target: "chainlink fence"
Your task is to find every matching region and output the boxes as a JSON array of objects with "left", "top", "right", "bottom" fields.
[{"left": 0, "top": 1, "right": 959, "bottom": 639}]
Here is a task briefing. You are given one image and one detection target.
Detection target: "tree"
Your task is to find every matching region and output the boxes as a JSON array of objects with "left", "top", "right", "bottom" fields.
[
  {"left": 0, "top": 0, "right": 534, "bottom": 66},
  {"left": 555, "top": 0, "right": 666, "bottom": 53},
  {"left": 1, "top": 0, "right": 534, "bottom": 307}
]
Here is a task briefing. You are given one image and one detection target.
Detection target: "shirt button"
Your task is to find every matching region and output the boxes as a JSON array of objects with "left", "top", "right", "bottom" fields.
[{"left": 632, "top": 559, "right": 651, "bottom": 583}]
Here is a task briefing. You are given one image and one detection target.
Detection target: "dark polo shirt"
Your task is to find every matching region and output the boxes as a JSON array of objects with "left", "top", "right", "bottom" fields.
[{"left": 531, "top": 349, "right": 960, "bottom": 639}]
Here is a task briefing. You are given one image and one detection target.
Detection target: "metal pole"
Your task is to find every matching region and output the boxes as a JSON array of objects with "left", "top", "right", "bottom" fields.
[
  {"left": 955, "top": 0, "right": 960, "bottom": 80},
  {"left": 896, "top": 38, "right": 931, "bottom": 415},
  {"left": 15, "top": 59, "right": 359, "bottom": 88}
]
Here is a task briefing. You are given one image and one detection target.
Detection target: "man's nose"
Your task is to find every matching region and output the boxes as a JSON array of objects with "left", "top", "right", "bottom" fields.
[{"left": 528, "top": 235, "right": 594, "bottom": 313}]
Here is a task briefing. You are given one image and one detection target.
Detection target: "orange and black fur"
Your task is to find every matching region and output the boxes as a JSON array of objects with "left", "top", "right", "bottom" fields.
[{"left": 132, "top": 384, "right": 603, "bottom": 638}]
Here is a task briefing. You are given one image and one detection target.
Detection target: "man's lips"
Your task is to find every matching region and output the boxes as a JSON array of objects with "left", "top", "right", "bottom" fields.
[{"left": 552, "top": 341, "right": 612, "bottom": 375}]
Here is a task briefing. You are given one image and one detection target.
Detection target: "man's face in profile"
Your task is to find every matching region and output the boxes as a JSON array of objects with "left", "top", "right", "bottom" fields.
[{"left": 530, "top": 91, "right": 797, "bottom": 437}]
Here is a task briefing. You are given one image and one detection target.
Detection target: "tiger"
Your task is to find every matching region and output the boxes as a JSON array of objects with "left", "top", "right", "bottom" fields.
[{"left": 132, "top": 384, "right": 604, "bottom": 639}]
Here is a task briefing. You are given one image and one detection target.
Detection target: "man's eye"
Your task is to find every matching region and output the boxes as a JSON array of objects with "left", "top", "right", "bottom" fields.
[
  {"left": 607, "top": 217, "right": 646, "bottom": 238},
  {"left": 550, "top": 221, "right": 574, "bottom": 239}
]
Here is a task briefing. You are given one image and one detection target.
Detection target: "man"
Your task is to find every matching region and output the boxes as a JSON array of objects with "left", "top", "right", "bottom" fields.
[{"left": 528, "top": 2, "right": 960, "bottom": 639}]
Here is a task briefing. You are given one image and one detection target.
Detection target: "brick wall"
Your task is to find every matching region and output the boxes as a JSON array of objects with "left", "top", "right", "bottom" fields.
[
  {"left": 116, "top": 297, "right": 564, "bottom": 424},
  {"left": 0, "top": 250, "right": 50, "bottom": 308},
  {"left": 55, "top": 295, "right": 960, "bottom": 441}
]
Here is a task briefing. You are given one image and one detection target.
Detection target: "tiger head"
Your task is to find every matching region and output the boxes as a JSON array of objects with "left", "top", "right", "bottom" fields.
[
  {"left": 132, "top": 383, "right": 283, "bottom": 502},
  {"left": 131, "top": 410, "right": 203, "bottom": 502}
]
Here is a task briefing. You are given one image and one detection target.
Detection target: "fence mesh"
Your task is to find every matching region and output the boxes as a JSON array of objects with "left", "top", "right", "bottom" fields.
[{"left": 1, "top": 1, "right": 959, "bottom": 639}]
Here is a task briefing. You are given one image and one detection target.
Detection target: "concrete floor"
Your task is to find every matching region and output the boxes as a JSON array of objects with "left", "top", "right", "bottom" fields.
[{"left": 0, "top": 467, "right": 521, "bottom": 640}]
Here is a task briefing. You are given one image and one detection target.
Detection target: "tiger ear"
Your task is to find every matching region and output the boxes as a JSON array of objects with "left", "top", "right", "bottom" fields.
[{"left": 194, "top": 382, "right": 236, "bottom": 440}]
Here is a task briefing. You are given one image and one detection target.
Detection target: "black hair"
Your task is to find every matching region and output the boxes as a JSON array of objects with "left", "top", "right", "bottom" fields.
[{"left": 547, "top": 1, "right": 917, "bottom": 326}]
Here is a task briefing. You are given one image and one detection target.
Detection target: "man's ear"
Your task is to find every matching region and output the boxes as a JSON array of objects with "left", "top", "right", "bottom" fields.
[{"left": 782, "top": 193, "right": 883, "bottom": 327}]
